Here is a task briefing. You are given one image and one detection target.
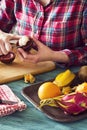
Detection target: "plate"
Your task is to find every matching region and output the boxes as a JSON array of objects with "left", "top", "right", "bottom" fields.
[{"left": 21, "top": 77, "right": 87, "bottom": 122}]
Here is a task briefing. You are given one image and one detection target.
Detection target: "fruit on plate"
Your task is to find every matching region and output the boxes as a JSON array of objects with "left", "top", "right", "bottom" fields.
[
  {"left": 62, "top": 86, "right": 72, "bottom": 95},
  {"left": 78, "top": 66, "right": 87, "bottom": 82},
  {"left": 17, "top": 36, "right": 33, "bottom": 51},
  {"left": 75, "top": 82, "right": 87, "bottom": 93},
  {"left": 0, "top": 52, "right": 15, "bottom": 64},
  {"left": 40, "top": 92, "right": 87, "bottom": 115},
  {"left": 38, "top": 68, "right": 87, "bottom": 115},
  {"left": 38, "top": 82, "right": 61, "bottom": 100},
  {"left": 39, "top": 82, "right": 87, "bottom": 115},
  {"left": 56, "top": 92, "right": 87, "bottom": 115},
  {"left": 53, "top": 69, "right": 76, "bottom": 88}
]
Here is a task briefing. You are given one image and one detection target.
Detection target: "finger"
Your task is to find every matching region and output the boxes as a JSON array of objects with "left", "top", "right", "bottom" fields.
[
  {"left": 9, "top": 34, "right": 22, "bottom": 40},
  {"left": 17, "top": 48, "right": 38, "bottom": 63},
  {"left": 0, "top": 49, "right": 3, "bottom": 55},
  {"left": 5, "top": 42, "right": 12, "bottom": 52},
  {"left": 0, "top": 41, "right": 8, "bottom": 55},
  {"left": 30, "top": 36, "right": 43, "bottom": 48},
  {"left": 17, "top": 48, "right": 28, "bottom": 59},
  {"left": 17, "top": 51, "right": 24, "bottom": 61},
  {"left": 7, "top": 34, "right": 22, "bottom": 45}
]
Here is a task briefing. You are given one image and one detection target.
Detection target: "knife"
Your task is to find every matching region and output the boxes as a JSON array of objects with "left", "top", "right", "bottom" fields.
[
  {"left": 9, "top": 40, "right": 20, "bottom": 49},
  {"left": 0, "top": 99, "right": 18, "bottom": 105}
]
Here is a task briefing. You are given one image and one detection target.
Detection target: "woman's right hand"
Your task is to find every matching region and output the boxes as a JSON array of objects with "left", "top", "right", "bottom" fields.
[{"left": 0, "top": 30, "right": 21, "bottom": 55}]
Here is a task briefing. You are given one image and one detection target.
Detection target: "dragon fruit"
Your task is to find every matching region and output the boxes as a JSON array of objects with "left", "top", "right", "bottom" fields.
[
  {"left": 40, "top": 92, "right": 87, "bottom": 115},
  {"left": 56, "top": 92, "right": 87, "bottom": 115}
]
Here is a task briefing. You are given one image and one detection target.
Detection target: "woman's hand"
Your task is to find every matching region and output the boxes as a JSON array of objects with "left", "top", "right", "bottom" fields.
[
  {"left": 17, "top": 36, "right": 70, "bottom": 63},
  {"left": 0, "top": 30, "right": 21, "bottom": 55},
  {"left": 17, "top": 36, "right": 54, "bottom": 63}
]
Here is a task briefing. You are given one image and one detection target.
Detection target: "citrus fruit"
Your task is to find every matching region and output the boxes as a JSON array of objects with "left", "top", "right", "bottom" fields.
[{"left": 38, "top": 81, "right": 61, "bottom": 100}]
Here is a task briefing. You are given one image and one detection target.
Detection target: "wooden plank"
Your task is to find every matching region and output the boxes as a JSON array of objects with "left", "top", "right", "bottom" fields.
[{"left": 0, "top": 56, "right": 56, "bottom": 84}]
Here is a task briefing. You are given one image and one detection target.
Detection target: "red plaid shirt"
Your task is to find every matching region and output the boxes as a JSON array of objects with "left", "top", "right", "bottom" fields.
[{"left": 0, "top": 0, "right": 87, "bottom": 66}]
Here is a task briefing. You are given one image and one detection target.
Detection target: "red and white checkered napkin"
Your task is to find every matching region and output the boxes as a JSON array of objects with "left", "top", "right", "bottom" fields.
[{"left": 0, "top": 84, "right": 27, "bottom": 117}]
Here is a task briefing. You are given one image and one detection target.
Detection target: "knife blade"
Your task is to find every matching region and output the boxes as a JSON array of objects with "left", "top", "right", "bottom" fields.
[
  {"left": 9, "top": 40, "right": 20, "bottom": 49},
  {"left": 0, "top": 99, "right": 18, "bottom": 105}
]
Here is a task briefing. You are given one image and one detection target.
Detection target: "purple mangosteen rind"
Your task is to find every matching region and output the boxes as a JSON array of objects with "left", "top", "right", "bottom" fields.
[
  {"left": 17, "top": 40, "right": 33, "bottom": 51},
  {"left": 0, "top": 52, "right": 15, "bottom": 64}
]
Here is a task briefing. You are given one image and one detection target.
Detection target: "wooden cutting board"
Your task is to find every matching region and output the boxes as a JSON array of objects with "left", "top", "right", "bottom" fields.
[{"left": 0, "top": 49, "right": 56, "bottom": 84}]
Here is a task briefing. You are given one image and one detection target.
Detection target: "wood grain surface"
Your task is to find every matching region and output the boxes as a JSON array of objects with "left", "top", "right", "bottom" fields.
[{"left": 0, "top": 49, "right": 56, "bottom": 84}]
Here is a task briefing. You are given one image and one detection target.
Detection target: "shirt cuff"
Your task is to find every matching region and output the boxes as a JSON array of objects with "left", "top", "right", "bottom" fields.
[{"left": 60, "top": 49, "right": 79, "bottom": 67}]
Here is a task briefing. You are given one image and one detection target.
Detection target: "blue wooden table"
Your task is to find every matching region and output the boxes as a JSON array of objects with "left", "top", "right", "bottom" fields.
[{"left": 0, "top": 65, "right": 87, "bottom": 130}]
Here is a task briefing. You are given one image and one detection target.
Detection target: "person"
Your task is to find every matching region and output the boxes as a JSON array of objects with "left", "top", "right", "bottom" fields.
[{"left": 0, "top": 0, "right": 87, "bottom": 67}]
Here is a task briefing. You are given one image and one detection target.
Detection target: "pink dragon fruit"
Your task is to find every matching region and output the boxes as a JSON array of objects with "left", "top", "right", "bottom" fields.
[{"left": 56, "top": 92, "right": 87, "bottom": 115}]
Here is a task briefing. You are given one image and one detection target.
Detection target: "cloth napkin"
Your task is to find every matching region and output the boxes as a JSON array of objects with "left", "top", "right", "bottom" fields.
[{"left": 0, "top": 84, "right": 27, "bottom": 117}]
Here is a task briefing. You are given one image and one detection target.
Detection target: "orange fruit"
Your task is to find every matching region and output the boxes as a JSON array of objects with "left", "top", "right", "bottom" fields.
[{"left": 38, "top": 82, "right": 61, "bottom": 100}]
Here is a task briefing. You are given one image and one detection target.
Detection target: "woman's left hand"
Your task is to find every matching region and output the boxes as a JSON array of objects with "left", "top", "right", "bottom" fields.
[{"left": 17, "top": 36, "right": 54, "bottom": 63}]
